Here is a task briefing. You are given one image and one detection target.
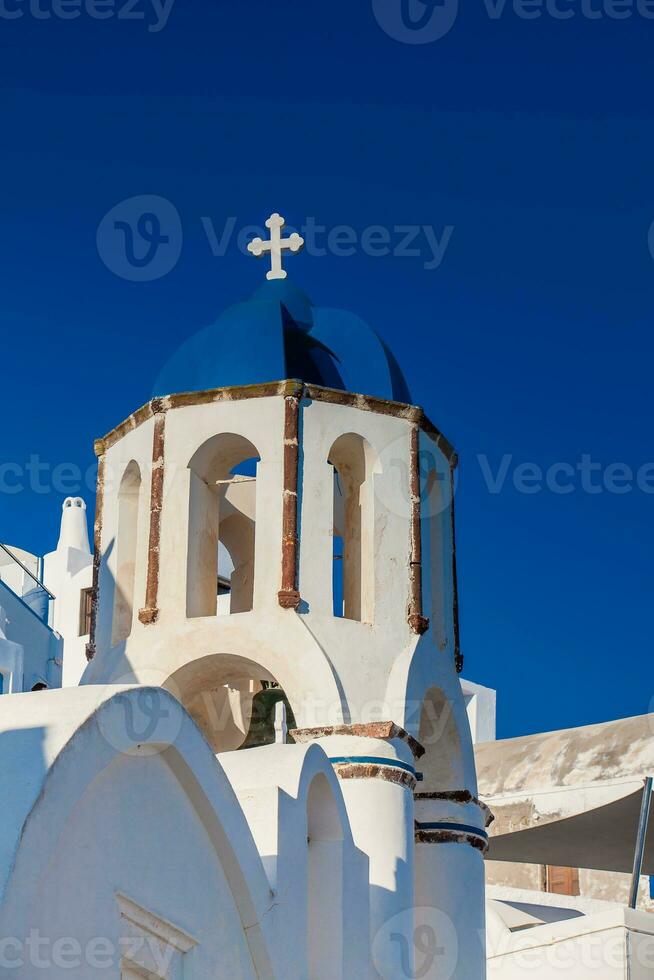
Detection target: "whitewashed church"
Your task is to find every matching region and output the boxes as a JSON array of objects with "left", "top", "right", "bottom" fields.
[
  {"left": 0, "top": 215, "right": 487, "bottom": 979},
  {"left": 0, "top": 215, "right": 652, "bottom": 978}
]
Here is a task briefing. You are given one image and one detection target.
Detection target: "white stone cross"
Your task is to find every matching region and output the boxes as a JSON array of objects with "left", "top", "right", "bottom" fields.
[{"left": 247, "top": 213, "right": 305, "bottom": 280}]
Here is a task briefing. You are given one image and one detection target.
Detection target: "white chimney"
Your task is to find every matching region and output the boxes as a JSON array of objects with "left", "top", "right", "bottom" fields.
[{"left": 57, "top": 497, "right": 91, "bottom": 555}]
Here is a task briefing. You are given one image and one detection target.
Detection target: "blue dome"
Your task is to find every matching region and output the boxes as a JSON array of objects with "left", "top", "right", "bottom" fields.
[{"left": 152, "top": 279, "right": 411, "bottom": 403}]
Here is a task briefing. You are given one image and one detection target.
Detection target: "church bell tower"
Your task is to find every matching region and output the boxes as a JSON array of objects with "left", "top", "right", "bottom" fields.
[{"left": 82, "top": 213, "right": 489, "bottom": 978}]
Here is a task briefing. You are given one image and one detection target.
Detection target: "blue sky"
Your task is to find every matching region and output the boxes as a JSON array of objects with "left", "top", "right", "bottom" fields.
[{"left": 1, "top": 0, "right": 653, "bottom": 738}]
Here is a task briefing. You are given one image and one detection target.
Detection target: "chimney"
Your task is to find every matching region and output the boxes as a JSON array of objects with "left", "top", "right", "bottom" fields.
[{"left": 57, "top": 497, "right": 91, "bottom": 555}]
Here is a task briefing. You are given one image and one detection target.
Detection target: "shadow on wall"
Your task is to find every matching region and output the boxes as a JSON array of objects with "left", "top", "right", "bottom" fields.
[
  {"left": 85, "top": 537, "right": 126, "bottom": 683},
  {"left": 307, "top": 773, "right": 345, "bottom": 979},
  {"left": 112, "top": 462, "right": 142, "bottom": 647},
  {"left": 0, "top": 581, "right": 61, "bottom": 692},
  {"left": 0, "top": 723, "right": 48, "bottom": 897},
  {"left": 418, "top": 686, "right": 465, "bottom": 791}
]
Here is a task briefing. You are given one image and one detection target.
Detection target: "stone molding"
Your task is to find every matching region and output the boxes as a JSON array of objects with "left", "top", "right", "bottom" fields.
[
  {"left": 414, "top": 824, "right": 489, "bottom": 853},
  {"left": 415, "top": 790, "right": 495, "bottom": 828},
  {"left": 290, "top": 721, "right": 425, "bottom": 760},
  {"left": 93, "top": 379, "right": 456, "bottom": 462},
  {"left": 116, "top": 891, "right": 198, "bottom": 953},
  {"left": 332, "top": 761, "right": 417, "bottom": 792}
]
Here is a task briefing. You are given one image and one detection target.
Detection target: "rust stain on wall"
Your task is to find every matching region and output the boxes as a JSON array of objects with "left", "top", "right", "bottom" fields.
[
  {"left": 415, "top": 790, "right": 495, "bottom": 827},
  {"left": 415, "top": 827, "right": 488, "bottom": 853},
  {"left": 138, "top": 409, "right": 166, "bottom": 626},
  {"left": 85, "top": 453, "right": 105, "bottom": 661},
  {"left": 333, "top": 762, "right": 417, "bottom": 791},
  {"left": 408, "top": 424, "right": 430, "bottom": 636},
  {"left": 278, "top": 393, "right": 301, "bottom": 610}
]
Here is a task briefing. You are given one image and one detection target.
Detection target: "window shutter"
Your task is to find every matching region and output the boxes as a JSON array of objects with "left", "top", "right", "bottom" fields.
[{"left": 546, "top": 865, "right": 580, "bottom": 897}]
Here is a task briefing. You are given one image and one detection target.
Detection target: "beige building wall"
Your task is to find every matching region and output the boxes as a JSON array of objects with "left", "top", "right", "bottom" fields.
[{"left": 486, "top": 859, "right": 654, "bottom": 912}]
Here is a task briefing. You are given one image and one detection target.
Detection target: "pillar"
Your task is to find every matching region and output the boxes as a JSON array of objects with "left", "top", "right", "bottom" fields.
[
  {"left": 292, "top": 722, "right": 422, "bottom": 979},
  {"left": 414, "top": 792, "right": 490, "bottom": 979}
]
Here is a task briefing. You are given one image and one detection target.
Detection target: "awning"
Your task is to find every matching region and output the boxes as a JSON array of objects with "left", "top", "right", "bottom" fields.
[{"left": 486, "top": 781, "right": 654, "bottom": 874}]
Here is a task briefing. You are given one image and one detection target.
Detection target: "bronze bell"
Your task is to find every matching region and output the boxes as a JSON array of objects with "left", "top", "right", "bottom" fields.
[{"left": 241, "top": 683, "right": 297, "bottom": 749}]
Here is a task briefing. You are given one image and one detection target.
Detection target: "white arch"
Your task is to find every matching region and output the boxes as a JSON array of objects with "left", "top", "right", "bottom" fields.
[
  {"left": 384, "top": 638, "right": 478, "bottom": 793},
  {"left": 220, "top": 740, "right": 370, "bottom": 979},
  {"left": 0, "top": 686, "right": 276, "bottom": 978},
  {"left": 187, "top": 433, "right": 260, "bottom": 618},
  {"left": 328, "top": 432, "right": 380, "bottom": 624},
  {"left": 307, "top": 772, "right": 345, "bottom": 979}
]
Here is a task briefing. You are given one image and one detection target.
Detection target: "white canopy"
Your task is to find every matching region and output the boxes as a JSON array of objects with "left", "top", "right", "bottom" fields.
[{"left": 476, "top": 714, "right": 654, "bottom": 874}]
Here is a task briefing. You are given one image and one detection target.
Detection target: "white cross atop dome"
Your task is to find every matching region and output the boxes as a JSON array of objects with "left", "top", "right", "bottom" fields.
[{"left": 247, "top": 212, "right": 305, "bottom": 280}]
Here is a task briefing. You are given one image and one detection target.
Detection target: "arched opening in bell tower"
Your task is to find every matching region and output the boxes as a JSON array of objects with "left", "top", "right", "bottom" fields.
[
  {"left": 186, "top": 433, "right": 260, "bottom": 618},
  {"left": 328, "top": 433, "right": 377, "bottom": 624},
  {"left": 112, "top": 460, "right": 142, "bottom": 645},
  {"left": 166, "top": 654, "right": 296, "bottom": 754}
]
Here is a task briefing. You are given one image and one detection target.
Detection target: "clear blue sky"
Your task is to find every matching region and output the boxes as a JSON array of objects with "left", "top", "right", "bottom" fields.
[{"left": 1, "top": 0, "right": 652, "bottom": 738}]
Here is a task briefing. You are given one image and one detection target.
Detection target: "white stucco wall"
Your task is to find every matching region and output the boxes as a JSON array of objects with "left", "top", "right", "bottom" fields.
[
  {"left": 76, "top": 388, "right": 486, "bottom": 979},
  {"left": 0, "top": 686, "right": 381, "bottom": 979},
  {"left": 487, "top": 905, "right": 654, "bottom": 978},
  {"left": 0, "top": 687, "right": 279, "bottom": 978},
  {"left": 84, "top": 393, "right": 473, "bottom": 749},
  {"left": 0, "top": 499, "right": 92, "bottom": 693},
  {"left": 461, "top": 678, "right": 497, "bottom": 744},
  {"left": 0, "top": 580, "right": 61, "bottom": 692},
  {"left": 42, "top": 498, "right": 93, "bottom": 688}
]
